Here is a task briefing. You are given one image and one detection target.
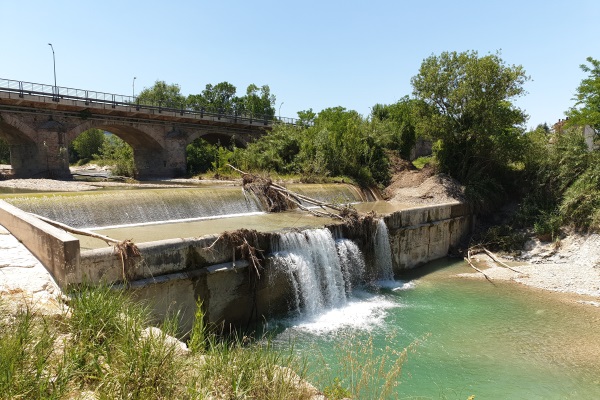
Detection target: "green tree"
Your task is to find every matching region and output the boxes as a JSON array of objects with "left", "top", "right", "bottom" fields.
[
  {"left": 186, "top": 138, "right": 218, "bottom": 175},
  {"left": 232, "top": 106, "right": 390, "bottom": 186},
  {"left": 297, "top": 109, "right": 316, "bottom": 127},
  {"left": 97, "top": 134, "right": 135, "bottom": 177},
  {"left": 520, "top": 125, "right": 600, "bottom": 233},
  {"left": 371, "top": 97, "right": 423, "bottom": 159},
  {"left": 137, "top": 80, "right": 186, "bottom": 109},
  {"left": 566, "top": 57, "right": 600, "bottom": 132},
  {"left": 232, "top": 123, "right": 303, "bottom": 174},
  {"left": 299, "top": 107, "right": 389, "bottom": 185},
  {"left": 71, "top": 129, "right": 105, "bottom": 162},
  {"left": 411, "top": 50, "right": 529, "bottom": 208},
  {"left": 187, "top": 82, "right": 239, "bottom": 114},
  {"left": 244, "top": 84, "right": 276, "bottom": 118}
]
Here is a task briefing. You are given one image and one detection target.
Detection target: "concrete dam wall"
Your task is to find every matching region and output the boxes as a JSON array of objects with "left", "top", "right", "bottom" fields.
[{"left": 0, "top": 198, "right": 471, "bottom": 333}]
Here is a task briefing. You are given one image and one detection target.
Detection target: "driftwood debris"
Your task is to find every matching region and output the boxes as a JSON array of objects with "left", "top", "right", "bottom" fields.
[
  {"left": 482, "top": 248, "right": 522, "bottom": 273},
  {"left": 465, "top": 250, "right": 495, "bottom": 285},
  {"left": 469, "top": 246, "right": 522, "bottom": 274},
  {"left": 29, "top": 213, "right": 141, "bottom": 282},
  {"left": 227, "top": 164, "right": 353, "bottom": 220},
  {"left": 32, "top": 213, "right": 120, "bottom": 246}
]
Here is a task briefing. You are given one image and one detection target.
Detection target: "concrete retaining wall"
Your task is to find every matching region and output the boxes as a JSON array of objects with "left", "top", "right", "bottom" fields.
[
  {"left": 0, "top": 198, "right": 471, "bottom": 333},
  {"left": 384, "top": 202, "right": 471, "bottom": 271},
  {"left": 97, "top": 202, "right": 472, "bottom": 332},
  {"left": 0, "top": 200, "right": 79, "bottom": 286}
]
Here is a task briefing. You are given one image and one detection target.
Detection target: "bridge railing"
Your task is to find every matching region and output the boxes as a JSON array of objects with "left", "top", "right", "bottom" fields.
[{"left": 0, "top": 77, "right": 304, "bottom": 127}]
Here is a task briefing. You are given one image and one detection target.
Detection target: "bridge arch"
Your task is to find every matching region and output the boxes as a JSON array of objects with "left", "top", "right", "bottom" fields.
[
  {"left": 0, "top": 83, "right": 274, "bottom": 179},
  {"left": 67, "top": 120, "right": 186, "bottom": 179},
  {"left": 0, "top": 114, "right": 48, "bottom": 178},
  {"left": 67, "top": 120, "right": 163, "bottom": 151}
]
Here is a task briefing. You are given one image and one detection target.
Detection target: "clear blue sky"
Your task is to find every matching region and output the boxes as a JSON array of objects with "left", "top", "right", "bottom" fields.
[{"left": 2, "top": 0, "right": 599, "bottom": 128}]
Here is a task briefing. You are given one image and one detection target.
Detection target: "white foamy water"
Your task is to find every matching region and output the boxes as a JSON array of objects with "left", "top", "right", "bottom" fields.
[
  {"left": 272, "top": 229, "right": 349, "bottom": 317},
  {"left": 377, "top": 280, "right": 416, "bottom": 291},
  {"left": 335, "top": 238, "right": 366, "bottom": 295},
  {"left": 271, "top": 226, "right": 415, "bottom": 333},
  {"left": 281, "top": 293, "right": 400, "bottom": 334}
]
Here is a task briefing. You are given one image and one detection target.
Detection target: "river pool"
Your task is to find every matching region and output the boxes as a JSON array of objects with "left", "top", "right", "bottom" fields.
[{"left": 270, "top": 259, "right": 600, "bottom": 399}]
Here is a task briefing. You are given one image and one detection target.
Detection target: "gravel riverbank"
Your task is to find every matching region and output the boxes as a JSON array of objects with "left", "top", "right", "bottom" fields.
[{"left": 460, "top": 233, "right": 600, "bottom": 305}]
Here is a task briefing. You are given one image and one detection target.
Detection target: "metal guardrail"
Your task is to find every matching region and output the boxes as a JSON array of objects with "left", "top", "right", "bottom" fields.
[{"left": 0, "top": 77, "right": 301, "bottom": 126}]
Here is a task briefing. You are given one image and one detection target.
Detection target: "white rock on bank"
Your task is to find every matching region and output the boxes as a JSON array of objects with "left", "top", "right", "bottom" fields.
[{"left": 140, "top": 326, "right": 190, "bottom": 356}]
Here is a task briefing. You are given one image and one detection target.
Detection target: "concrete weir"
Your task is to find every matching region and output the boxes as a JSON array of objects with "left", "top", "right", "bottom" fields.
[{"left": 0, "top": 199, "right": 471, "bottom": 332}]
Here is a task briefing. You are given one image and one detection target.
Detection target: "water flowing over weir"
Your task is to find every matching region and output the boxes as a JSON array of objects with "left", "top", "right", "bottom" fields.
[
  {"left": 4, "top": 183, "right": 365, "bottom": 229},
  {"left": 271, "top": 228, "right": 373, "bottom": 317},
  {"left": 0, "top": 183, "right": 473, "bottom": 333},
  {"left": 5, "top": 188, "right": 262, "bottom": 228},
  {"left": 374, "top": 219, "right": 394, "bottom": 281}
]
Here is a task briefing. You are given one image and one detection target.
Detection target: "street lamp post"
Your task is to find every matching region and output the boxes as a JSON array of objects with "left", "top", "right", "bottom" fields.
[
  {"left": 278, "top": 102, "right": 284, "bottom": 120},
  {"left": 132, "top": 76, "right": 137, "bottom": 99},
  {"left": 47, "top": 43, "right": 57, "bottom": 101}
]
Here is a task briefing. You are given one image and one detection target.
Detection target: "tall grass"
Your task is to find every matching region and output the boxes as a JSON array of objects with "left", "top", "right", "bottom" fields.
[
  {"left": 0, "top": 287, "right": 315, "bottom": 400},
  {"left": 314, "top": 333, "right": 424, "bottom": 400},
  {"left": 0, "top": 303, "right": 67, "bottom": 399},
  {"left": 2, "top": 286, "right": 417, "bottom": 399}
]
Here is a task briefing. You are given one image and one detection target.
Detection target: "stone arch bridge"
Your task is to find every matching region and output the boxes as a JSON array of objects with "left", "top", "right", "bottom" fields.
[{"left": 0, "top": 79, "right": 290, "bottom": 179}]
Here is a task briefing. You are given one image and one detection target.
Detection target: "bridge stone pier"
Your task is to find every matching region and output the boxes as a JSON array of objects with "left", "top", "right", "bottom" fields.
[{"left": 0, "top": 85, "right": 274, "bottom": 179}]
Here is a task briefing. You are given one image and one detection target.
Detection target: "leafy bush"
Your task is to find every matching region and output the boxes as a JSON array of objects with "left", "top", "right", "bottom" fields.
[
  {"left": 71, "top": 129, "right": 105, "bottom": 161},
  {"left": 559, "top": 151, "right": 600, "bottom": 230},
  {"left": 95, "top": 134, "right": 136, "bottom": 177},
  {"left": 412, "top": 156, "right": 433, "bottom": 170},
  {"left": 186, "top": 138, "right": 218, "bottom": 175},
  {"left": 519, "top": 126, "right": 599, "bottom": 232},
  {"left": 234, "top": 107, "right": 390, "bottom": 187},
  {"left": 533, "top": 211, "right": 562, "bottom": 242}
]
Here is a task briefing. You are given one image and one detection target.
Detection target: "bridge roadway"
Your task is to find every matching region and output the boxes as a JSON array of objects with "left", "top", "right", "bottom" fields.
[{"left": 0, "top": 78, "right": 292, "bottom": 179}]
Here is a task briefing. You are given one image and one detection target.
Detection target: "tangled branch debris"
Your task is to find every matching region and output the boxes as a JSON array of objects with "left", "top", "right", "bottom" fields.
[
  {"left": 30, "top": 213, "right": 141, "bottom": 282},
  {"left": 113, "top": 239, "right": 142, "bottom": 282},
  {"left": 207, "top": 229, "right": 266, "bottom": 326},
  {"left": 227, "top": 165, "right": 355, "bottom": 220},
  {"left": 208, "top": 228, "right": 265, "bottom": 280}
]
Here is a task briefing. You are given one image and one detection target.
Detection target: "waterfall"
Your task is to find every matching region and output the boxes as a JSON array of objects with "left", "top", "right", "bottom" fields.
[
  {"left": 6, "top": 183, "right": 367, "bottom": 229},
  {"left": 6, "top": 187, "right": 264, "bottom": 228},
  {"left": 272, "top": 229, "right": 366, "bottom": 317},
  {"left": 336, "top": 238, "right": 366, "bottom": 295},
  {"left": 374, "top": 219, "right": 394, "bottom": 281}
]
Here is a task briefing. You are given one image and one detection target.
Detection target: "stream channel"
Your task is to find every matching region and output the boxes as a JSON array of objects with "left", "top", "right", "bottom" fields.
[{"left": 2, "top": 183, "right": 599, "bottom": 398}]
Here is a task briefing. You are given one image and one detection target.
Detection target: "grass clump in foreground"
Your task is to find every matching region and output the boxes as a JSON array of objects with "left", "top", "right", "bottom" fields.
[
  {"left": 0, "top": 287, "right": 315, "bottom": 400},
  {"left": 316, "top": 333, "right": 426, "bottom": 400}
]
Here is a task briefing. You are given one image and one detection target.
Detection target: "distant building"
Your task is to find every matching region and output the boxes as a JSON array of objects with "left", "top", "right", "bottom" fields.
[
  {"left": 552, "top": 118, "right": 598, "bottom": 151},
  {"left": 583, "top": 125, "right": 598, "bottom": 151}
]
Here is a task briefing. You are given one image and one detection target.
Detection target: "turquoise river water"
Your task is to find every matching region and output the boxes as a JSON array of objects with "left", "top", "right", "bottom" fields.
[{"left": 270, "top": 259, "right": 600, "bottom": 399}]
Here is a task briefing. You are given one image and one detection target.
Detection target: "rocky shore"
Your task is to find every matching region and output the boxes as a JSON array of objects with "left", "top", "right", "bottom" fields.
[{"left": 461, "top": 233, "right": 600, "bottom": 305}]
